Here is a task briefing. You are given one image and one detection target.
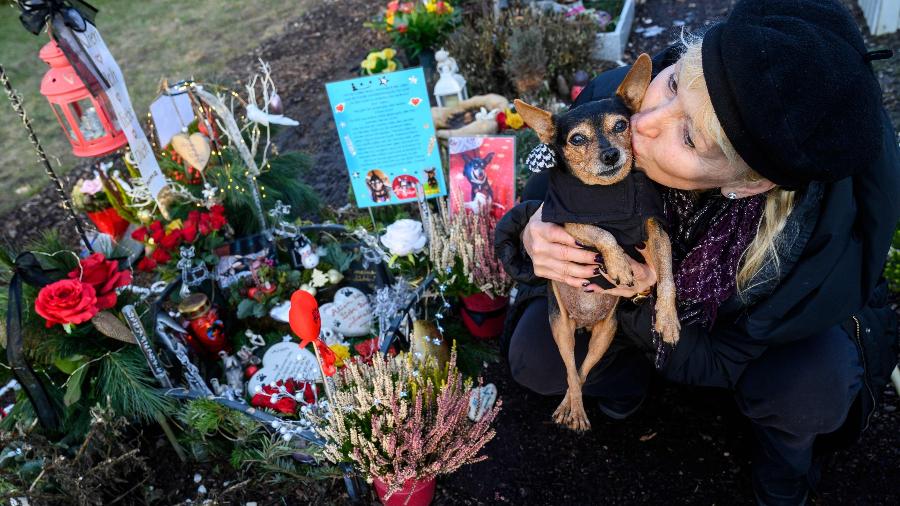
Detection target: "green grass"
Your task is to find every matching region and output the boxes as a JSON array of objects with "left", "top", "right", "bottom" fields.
[{"left": 0, "top": 0, "right": 309, "bottom": 215}]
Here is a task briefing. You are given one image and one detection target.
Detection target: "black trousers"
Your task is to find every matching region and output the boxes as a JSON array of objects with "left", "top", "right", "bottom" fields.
[{"left": 508, "top": 297, "right": 864, "bottom": 505}]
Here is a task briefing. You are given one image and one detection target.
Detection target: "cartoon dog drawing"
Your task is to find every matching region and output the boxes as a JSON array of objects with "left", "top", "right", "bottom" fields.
[{"left": 366, "top": 170, "right": 391, "bottom": 203}]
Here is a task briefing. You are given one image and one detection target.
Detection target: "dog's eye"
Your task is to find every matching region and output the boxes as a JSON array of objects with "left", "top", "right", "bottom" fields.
[
  {"left": 569, "top": 133, "right": 587, "bottom": 146},
  {"left": 613, "top": 119, "right": 628, "bottom": 133}
]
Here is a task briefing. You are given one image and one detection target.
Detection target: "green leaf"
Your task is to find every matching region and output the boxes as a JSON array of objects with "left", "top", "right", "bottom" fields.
[
  {"left": 237, "top": 298, "right": 257, "bottom": 319},
  {"left": 64, "top": 363, "right": 88, "bottom": 406}
]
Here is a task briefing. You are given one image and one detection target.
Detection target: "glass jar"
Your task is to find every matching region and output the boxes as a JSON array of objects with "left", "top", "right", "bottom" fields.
[{"left": 178, "top": 293, "right": 229, "bottom": 356}]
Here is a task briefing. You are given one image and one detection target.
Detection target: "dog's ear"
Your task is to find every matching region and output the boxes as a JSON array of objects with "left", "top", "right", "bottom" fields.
[
  {"left": 615, "top": 53, "right": 653, "bottom": 112},
  {"left": 514, "top": 99, "right": 555, "bottom": 144},
  {"left": 462, "top": 152, "right": 472, "bottom": 163},
  {"left": 483, "top": 152, "right": 494, "bottom": 165}
]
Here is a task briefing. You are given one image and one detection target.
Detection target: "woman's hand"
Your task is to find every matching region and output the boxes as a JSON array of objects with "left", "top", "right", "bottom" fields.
[
  {"left": 522, "top": 205, "right": 603, "bottom": 288},
  {"left": 586, "top": 245, "right": 658, "bottom": 297}
]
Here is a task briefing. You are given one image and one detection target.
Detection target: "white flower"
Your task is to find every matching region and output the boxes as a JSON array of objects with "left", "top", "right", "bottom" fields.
[
  {"left": 80, "top": 175, "right": 103, "bottom": 195},
  {"left": 379, "top": 219, "right": 427, "bottom": 256},
  {"left": 311, "top": 269, "right": 329, "bottom": 288},
  {"left": 326, "top": 269, "right": 343, "bottom": 284}
]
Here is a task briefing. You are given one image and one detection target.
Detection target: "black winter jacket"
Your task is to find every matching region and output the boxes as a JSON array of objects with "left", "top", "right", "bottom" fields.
[{"left": 494, "top": 47, "right": 900, "bottom": 435}]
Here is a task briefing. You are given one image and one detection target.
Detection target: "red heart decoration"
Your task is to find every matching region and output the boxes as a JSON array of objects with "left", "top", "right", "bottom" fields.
[
  {"left": 410, "top": 97, "right": 421, "bottom": 106},
  {"left": 335, "top": 103, "right": 345, "bottom": 113}
]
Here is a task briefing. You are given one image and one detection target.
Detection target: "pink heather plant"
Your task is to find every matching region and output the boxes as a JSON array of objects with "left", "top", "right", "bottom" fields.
[{"left": 312, "top": 348, "right": 500, "bottom": 499}]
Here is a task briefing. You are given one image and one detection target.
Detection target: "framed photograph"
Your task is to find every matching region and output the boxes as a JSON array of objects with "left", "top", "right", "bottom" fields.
[{"left": 448, "top": 136, "right": 516, "bottom": 218}]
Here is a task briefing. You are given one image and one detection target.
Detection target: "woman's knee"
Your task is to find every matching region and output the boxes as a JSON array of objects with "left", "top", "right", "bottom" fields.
[{"left": 736, "top": 325, "right": 863, "bottom": 435}]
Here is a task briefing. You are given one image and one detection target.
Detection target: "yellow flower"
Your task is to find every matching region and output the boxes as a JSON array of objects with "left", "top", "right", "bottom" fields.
[
  {"left": 386, "top": 12, "right": 394, "bottom": 26},
  {"left": 165, "top": 219, "right": 183, "bottom": 232},
  {"left": 366, "top": 52, "right": 381, "bottom": 66},
  {"left": 387, "top": 60, "right": 397, "bottom": 72},
  {"left": 330, "top": 343, "right": 350, "bottom": 367},
  {"left": 425, "top": 1, "right": 437, "bottom": 13},
  {"left": 380, "top": 48, "right": 396, "bottom": 60},
  {"left": 505, "top": 109, "right": 524, "bottom": 129}
]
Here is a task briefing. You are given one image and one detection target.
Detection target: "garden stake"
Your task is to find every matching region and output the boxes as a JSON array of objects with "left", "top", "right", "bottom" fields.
[{"left": 0, "top": 63, "right": 93, "bottom": 252}]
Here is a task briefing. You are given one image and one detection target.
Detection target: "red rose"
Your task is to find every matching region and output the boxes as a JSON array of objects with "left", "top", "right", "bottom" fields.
[
  {"left": 137, "top": 256, "right": 157, "bottom": 272},
  {"left": 35, "top": 279, "right": 99, "bottom": 328},
  {"left": 151, "top": 248, "right": 172, "bottom": 264},
  {"left": 69, "top": 253, "right": 132, "bottom": 310},
  {"left": 149, "top": 221, "right": 165, "bottom": 243},
  {"left": 131, "top": 226, "right": 148, "bottom": 242},
  {"left": 182, "top": 222, "right": 198, "bottom": 243},
  {"left": 159, "top": 229, "right": 183, "bottom": 250}
]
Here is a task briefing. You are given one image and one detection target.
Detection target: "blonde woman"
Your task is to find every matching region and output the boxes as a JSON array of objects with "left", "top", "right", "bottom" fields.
[{"left": 494, "top": 0, "right": 899, "bottom": 503}]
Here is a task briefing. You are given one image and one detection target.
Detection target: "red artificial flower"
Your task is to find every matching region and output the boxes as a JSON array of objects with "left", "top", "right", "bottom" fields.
[
  {"left": 496, "top": 111, "right": 507, "bottom": 131},
  {"left": 399, "top": 2, "right": 414, "bottom": 13},
  {"left": 136, "top": 256, "right": 157, "bottom": 272},
  {"left": 397, "top": 23, "right": 408, "bottom": 33},
  {"left": 435, "top": 1, "right": 449, "bottom": 14},
  {"left": 151, "top": 247, "right": 172, "bottom": 264},
  {"left": 159, "top": 229, "right": 183, "bottom": 250},
  {"left": 34, "top": 279, "right": 99, "bottom": 328},
  {"left": 354, "top": 337, "right": 397, "bottom": 364},
  {"left": 69, "top": 253, "right": 132, "bottom": 310},
  {"left": 131, "top": 226, "right": 148, "bottom": 242}
]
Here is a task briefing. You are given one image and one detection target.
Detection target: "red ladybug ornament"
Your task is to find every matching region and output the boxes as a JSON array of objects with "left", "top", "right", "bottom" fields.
[{"left": 244, "top": 364, "right": 259, "bottom": 378}]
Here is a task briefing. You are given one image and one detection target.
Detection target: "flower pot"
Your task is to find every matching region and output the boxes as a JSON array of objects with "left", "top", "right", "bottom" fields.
[
  {"left": 460, "top": 293, "right": 508, "bottom": 340},
  {"left": 592, "top": 0, "right": 636, "bottom": 62},
  {"left": 373, "top": 476, "right": 436, "bottom": 506},
  {"left": 409, "top": 48, "right": 436, "bottom": 83},
  {"left": 86, "top": 207, "right": 130, "bottom": 240}
]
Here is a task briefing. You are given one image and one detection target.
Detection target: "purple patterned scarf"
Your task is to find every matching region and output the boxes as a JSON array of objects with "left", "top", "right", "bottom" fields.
[{"left": 662, "top": 189, "right": 765, "bottom": 327}]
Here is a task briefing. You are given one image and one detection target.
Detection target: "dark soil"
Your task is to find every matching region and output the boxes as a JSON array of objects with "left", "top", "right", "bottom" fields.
[{"left": 2, "top": 0, "right": 899, "bottom": 504}]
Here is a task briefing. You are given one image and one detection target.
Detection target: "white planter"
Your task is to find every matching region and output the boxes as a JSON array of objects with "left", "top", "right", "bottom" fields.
[{"left": 592, "top": 0, "right": 636, "bottom": 62}]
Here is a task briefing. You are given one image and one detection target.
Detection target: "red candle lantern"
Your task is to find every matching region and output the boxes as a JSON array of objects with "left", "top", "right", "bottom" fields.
[{"left": 39, "top": 39, "right": 127, "bottom": 158}]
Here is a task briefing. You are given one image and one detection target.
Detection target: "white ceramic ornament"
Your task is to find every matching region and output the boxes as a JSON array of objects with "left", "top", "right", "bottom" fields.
[
  {"left": 247, "top": 337, "right": 320, "bottom": 394},
  {"left": 269, "top": 300, "right": 291, "bottom": 323},
  {"left": 468, "top": 383, "right": 498, "bottom": 422},
  {"left": 318, "top": 287, "right": 373, "bottom": 337}
]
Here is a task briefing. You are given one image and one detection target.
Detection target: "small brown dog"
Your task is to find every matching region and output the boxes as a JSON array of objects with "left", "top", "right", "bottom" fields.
[{"left": 515, "top": 54, "right": 680, "bottom": 431}]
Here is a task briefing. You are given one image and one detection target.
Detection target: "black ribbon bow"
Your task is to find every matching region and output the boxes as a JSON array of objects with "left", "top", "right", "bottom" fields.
[{"left": 16, "top": 0, "right": 98, "bottom": 36}]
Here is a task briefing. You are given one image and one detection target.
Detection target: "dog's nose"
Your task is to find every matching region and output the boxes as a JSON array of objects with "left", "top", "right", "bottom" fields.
[{"left": 602, "top": 148, "right": 620, "bottom": 165}]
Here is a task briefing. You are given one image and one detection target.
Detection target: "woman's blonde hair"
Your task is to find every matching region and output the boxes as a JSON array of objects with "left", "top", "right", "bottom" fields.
[{"left": 678, "top": 33, "right": 796, "bottom": 293}]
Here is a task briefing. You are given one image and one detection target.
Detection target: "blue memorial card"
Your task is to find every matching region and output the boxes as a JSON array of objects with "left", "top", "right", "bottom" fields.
[{"left": 325, "top": 67, "right": 446, "bottom": 208}]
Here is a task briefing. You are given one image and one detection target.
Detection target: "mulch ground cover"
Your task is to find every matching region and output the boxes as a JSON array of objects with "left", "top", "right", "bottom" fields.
[{"left": 2, "top": 0, "right": 898, "bottom": 504}]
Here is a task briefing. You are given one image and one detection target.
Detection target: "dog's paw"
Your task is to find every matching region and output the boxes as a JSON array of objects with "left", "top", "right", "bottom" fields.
[
  {"left": 553, "top": 392, "right": 591, "bottom": 432},
  {"left": 602, "top": 249, "right": 634, "bottom": 287},
  {"left": 654, "top": 298, "right": 681, "bottom": 345}
]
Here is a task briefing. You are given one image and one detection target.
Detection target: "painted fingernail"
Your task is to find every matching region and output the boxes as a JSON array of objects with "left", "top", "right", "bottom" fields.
[
  {"left": 593, "top": 266, "right": 603, "bottom": 275},
  {"left": 636, "top": 241, "right": 646, "bottom": 249},
  {"left": 575, "top": 240, "right": 589, "bottom": 249},
  {"left": 594, "top": 254, "right": 603, "bottom": 264},
  {"left": 581, "top": 280, "right": 590, "bottom": 287},
  {"left": 584, "top": 289, "right": 595, "bottom": 293}
]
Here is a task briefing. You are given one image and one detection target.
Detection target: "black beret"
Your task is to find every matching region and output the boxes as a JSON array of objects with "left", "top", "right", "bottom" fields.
[{"left": 702, "top": 0, "right": 885, "bottom": 188}]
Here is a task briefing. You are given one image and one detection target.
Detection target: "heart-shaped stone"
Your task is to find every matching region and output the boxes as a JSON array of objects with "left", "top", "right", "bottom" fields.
[
  {"left": 319, "top": 286, "right": 372, "bottom": 337},
  {"left": 335, "top": 103, "right": 345, "bottom": 113},
  {"left": 247, "top": 337, "right": 320, "bottom": 394},
  {"left": 170, "top": 132, "right": 211, "bottom": 171}
]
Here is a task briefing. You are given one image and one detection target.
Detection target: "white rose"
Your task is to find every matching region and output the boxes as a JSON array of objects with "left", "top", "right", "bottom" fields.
[{"left": 379, "top": 219, "right": 427, "bottom": 257}]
